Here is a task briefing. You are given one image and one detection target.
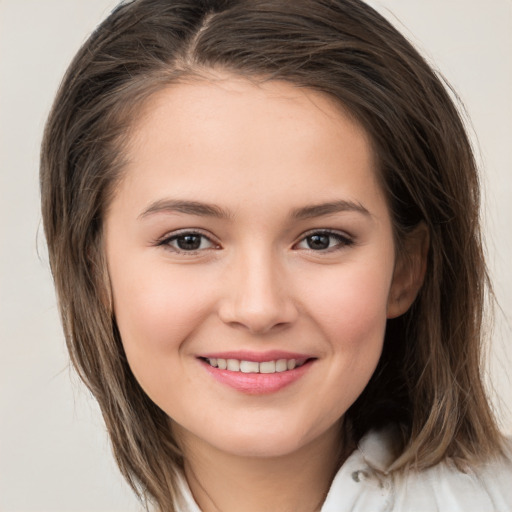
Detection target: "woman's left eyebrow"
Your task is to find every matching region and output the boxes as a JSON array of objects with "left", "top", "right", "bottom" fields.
[{"left": 291, "top": 200, "right": 371, "bottom": 220}]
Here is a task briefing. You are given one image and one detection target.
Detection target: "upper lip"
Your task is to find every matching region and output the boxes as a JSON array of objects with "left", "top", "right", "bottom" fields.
[{"left": 198, "top": 350, "right": 315, "bottom": 363}]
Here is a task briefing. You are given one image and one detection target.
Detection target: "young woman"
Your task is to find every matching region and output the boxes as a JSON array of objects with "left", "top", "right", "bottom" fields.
[{"left": 40, "top": 0, "right": 512, "bottom": 510}]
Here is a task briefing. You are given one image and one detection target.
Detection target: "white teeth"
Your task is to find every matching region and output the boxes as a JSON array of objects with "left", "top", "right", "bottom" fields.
[
  {"left": 275, "top": 359, "right": 288, "bottom": 372},
  {"left": 240, "top": 360, "right": 259, "bottom": 373},
  {"left": 259, "top": 361, "right": 276, "bottom": 374},
  {"left": 227, "top": 359, "right": 240, "bottom": 371},
  {"left": 206, "top": 357, "right": 306, "bottom": 373}
]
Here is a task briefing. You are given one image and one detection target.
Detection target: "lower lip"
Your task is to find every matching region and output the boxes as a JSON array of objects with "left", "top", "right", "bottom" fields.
[{"left": 200, "top": 359, "right": 314, "bottom": 395}]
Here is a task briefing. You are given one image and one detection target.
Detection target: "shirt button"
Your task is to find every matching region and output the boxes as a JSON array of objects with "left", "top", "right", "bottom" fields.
[{"left": 351, "top": 470, "right": 369, "bottom": 482}]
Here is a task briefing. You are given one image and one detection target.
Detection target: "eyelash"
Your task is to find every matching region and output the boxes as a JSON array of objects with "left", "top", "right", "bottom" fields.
[{"left": 156, "top": 229, "right": 354, "bottom": 255}]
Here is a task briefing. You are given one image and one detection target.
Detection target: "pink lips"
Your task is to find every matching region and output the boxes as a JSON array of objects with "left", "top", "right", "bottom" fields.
[{"left": 198, "top": 350, "right": 315, "bottom": 395}]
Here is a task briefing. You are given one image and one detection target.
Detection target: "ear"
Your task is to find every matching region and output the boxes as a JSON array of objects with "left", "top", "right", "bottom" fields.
[{"left": 387, "top": 222, "right": 429, "bottom": 319}]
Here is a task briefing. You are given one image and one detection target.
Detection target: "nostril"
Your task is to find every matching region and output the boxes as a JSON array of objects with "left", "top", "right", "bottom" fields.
[
  {"left": 217, "top": 278, "right": 299, "bottom": 333},
  {"left": 219, "top": 307, "right": 293, "bottom": 334}
]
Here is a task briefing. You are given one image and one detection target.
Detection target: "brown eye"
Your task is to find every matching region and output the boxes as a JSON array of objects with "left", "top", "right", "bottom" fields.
[
  {"left": 306, "top": 234, "right": 331, "bottom": 250},
  {"left": 295, "top": 231, "right": 354, "bottom": 251},
  {"left": 161, "top": 232, "right": 217, "bottom": 253},
  {"left": 176, "top": 234, "right": 203, "bottom": 251}
]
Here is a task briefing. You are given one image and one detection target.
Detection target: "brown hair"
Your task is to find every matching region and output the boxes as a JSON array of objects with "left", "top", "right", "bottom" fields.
[{"left": 40, "top": 0, "right": 504, "bottom": 509}]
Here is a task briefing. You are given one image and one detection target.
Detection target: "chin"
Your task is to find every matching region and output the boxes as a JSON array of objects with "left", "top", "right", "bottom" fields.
[
  {"left": 213, "top": 433, "right": 310, "bottom": 459},
  {"left": 179, "top": 415, "right": 339, "bottom": 460}
]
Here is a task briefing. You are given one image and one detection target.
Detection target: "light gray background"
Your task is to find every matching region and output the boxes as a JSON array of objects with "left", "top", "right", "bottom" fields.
[{"left": 1, "top": 1, "right": 511, "bottom": 510}]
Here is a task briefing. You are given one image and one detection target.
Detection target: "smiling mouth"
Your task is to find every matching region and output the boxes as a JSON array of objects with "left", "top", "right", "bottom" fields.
[
  {"left": 199, "top": 355, "right": 315, "bottom": 394},
  {"left": 200, "top": 357, "right": 310, "bottom": 374}
]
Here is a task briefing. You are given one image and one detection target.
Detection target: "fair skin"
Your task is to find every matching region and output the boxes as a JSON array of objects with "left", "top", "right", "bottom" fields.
[{"left": 104, "top": 74, "right": 425, "bottom": 512}]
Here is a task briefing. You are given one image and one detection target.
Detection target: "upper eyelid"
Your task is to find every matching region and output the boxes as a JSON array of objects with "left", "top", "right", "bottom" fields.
[
  {"left": 296, "top": 228, "right": 353, "bottom": 240},
  {"left": 158, "top": 228, "right": 217, "bottom": 242}
]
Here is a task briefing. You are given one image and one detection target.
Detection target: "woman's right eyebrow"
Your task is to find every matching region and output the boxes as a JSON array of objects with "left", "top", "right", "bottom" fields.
[{"left": 138, "top": 199, "right": 233, "bottom": 220}]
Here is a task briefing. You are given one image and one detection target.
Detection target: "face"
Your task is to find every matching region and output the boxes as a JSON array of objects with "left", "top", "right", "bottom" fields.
[{"left": 104, "top": 75, "right": 419, "bottom": 459}]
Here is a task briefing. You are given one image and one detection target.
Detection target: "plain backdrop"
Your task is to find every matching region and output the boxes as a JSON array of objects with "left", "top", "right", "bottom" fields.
[{"left": 0, "top": 1, "right": 511, "bottom": 511}]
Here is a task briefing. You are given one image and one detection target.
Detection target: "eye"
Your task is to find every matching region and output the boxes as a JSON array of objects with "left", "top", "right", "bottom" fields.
[
  {"left": 295, "top": 230, "right": 354, "bottom": 251},
  {"left": 158, "top": 231, "right": 218, "bottom": 253}
]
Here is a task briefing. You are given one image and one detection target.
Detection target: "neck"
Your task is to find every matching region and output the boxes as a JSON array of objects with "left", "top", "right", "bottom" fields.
[{"left": 178, "top": 422, "right": 343, "bottom": 512}]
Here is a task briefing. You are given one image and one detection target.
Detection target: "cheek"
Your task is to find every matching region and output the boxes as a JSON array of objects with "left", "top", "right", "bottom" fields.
[
  {"left": 109, "top": 263, "right": 217, "bottom": 409},
  {"left": 284, "top": 262, "right": 393, "bottom": 440},
  {"left": 111, "top": 263, "right": 213, "bottom": 358},
  {"left": 303, "top": 261, "right": 393, "bottom": 349}
]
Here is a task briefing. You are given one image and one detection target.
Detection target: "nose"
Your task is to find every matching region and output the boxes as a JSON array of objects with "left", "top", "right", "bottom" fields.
[{"left": 218, "top": 249, "right": 299, "bottom": 334}]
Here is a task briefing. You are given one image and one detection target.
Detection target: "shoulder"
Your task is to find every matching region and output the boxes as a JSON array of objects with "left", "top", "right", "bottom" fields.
[
  {"left": 322, "top": 427, "right": 512, "bottom": 512},
  {"left": 392, "top": 441, "right": 512, "bottom": 512}
]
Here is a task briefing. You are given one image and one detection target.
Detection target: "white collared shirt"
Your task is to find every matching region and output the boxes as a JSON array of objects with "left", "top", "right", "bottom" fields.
[{"left": 176, "top": 427, "right": 512, "bottom": 512}]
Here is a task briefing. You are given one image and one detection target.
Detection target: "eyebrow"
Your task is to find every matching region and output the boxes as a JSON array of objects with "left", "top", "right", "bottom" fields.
[
  {"left": 291, "top": 200, "right": 371, "bottom": 220},
  {"left": 138, "top": 198, "right": 370, "bottom": 220},
  {"left": 139, "top": 199, "right": 232, "bottom": 219}
]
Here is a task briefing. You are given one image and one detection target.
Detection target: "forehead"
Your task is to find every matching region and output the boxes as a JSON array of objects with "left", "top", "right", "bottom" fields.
[
  {"left": 114, "top": 74, "right": 385, "bottom": 220},
  {"left": 130, "top": 74, "right": 372, "bottom": 157}
]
